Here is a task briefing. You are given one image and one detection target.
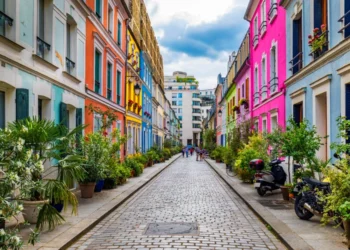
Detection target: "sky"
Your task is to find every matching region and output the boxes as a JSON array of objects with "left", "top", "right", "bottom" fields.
[{"left": 144, "top": 0, "right": 250, "bottom": 90}]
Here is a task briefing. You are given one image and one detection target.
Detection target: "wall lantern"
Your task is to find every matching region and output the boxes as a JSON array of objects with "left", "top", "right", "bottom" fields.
[
  {"left": 218, "top": 109, "right": 222, "bottom": 117},
  {"left": 134, "top": 84, "right": 141, "bottom": 96}
]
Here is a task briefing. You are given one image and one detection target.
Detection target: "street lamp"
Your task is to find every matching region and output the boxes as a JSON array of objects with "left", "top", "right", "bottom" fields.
[
  {"left": 218, "top": 109, "right": 222, "bottom": 117},
  {"left": 134, "top": 84, "right": 141, "bottom": 96}
]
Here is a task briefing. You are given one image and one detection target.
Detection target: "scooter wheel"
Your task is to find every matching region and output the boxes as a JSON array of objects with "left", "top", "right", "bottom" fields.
[
  {"left": 294, "top": 194, "right": 314, "bottom": 220},
  {"left": 257, "top": 187, "right": 266, "bottom": 197}
]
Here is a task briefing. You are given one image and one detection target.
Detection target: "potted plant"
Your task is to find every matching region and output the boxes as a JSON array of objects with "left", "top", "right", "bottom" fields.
[
  {"left": 239, "top": 98, "right": 249, "bottom": 109},
  {"left": 233, "top": 105, "right": 240, "bottom": 114},
  {"left": 308, "top": 24, "right": 327, "bottom": 58}
]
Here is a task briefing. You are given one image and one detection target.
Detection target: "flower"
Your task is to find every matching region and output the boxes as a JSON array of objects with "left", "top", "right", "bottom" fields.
[
  {"left": 11, "top": 236, "right": 21, "bottom": 244},
  {"left": 21, "top": 126, "right": 28, "bottom": 133},
  {"left": 103, "top": 131, "right": 108, "bottom": 136},
  {"left": 308, "top": 35, "right": 312, "bottom": 39},
  {"left": 313, "top": 27, "right": 319, "bottom": 33},
  {"left": 321, "top": 24, "right": 327, "bottom": 32},
  {"left": 0, "top": 229, "right": 5, "bottom": 236}
]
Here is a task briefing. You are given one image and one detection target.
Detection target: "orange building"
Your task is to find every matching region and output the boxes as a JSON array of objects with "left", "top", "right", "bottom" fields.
[{"left": 84, "top": 0, "right": 131, "bottom": 157}]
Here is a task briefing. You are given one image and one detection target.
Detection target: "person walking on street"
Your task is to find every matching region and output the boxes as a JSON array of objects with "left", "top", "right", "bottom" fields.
[
  {"left": 182, "top": 147, "right": 185, "bottom": 158},
  {"left": 195, "top": 146, "right": 200, "bottom": 161},
  {"left": 185, "top": 146, "right": 189, "bottom": 158},
  {"left": 190, "top": 147, "right": 194, "bottom": 156}
]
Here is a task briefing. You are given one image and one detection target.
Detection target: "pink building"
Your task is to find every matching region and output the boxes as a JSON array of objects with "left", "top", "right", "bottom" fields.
[
  {"left": 215, "top": 83, "right": 223, "bottom": 145},
  {"left": 245, "top": 0, "right": 287, "bottom": 133}
]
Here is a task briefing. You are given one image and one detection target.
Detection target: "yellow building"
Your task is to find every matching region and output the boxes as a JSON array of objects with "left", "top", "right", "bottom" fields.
[{"left": 126, "top": 29, "right": 142, "bottom": 154}]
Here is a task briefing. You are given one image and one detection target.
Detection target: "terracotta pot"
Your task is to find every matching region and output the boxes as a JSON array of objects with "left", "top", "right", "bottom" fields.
[
  {"left": 22, "top": 200, "right": 49, "bottom": 224},
  {"left": 79, "top": 183, "right": 96, "bottom": 198},
  {"left": 280, "top": 186, "right": 289, "bottom": 201}
]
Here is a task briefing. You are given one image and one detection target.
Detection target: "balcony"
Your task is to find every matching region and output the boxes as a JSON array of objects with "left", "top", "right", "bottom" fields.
[
  {"left": 338, "top": 10, "right": 350, "bottom": 39},
  {"left": 0, "top": 10, "right": 13, "bottom": 36},
  {"left": 260, "top": 85, "right": 267, "bottom": 100},
  {"left": 309, "top": 29, "right": 329, "bottom": 60},
  {"left": 253, "top": 35, "right": 259, "bottom": 48},
  {"left": 66, "top": 57, "right": 75, "bottom": 75},
  {"left": 36, "top": 37, "right": 51, "bottom": 59},
  {"left": 259, "top": 21, "right": 267, "bottom": 37},
  {"left": 289, "top": 52, "right": 303, "bottom": 75},
  {"left": 269, "top": 77, "right": 278, "bottom": 94},
  {"left": 254, "top": 92, "right": 259, "bottom": 105},
  {"left": 268, "top": 3, "right": 278, "bottom": 21}
]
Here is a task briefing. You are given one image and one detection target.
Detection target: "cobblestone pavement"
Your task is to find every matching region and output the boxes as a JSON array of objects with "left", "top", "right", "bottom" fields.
[{"left": 70, "top": 156, "right": 286, "bottom": 250}]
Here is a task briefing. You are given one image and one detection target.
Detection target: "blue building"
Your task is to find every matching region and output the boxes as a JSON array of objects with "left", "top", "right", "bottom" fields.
[
  {"left": 140, "top": 51, "right": 153, "bottom": 153},
  {"left": 281, "top": 0, "right": 350, "bottom": 161}
]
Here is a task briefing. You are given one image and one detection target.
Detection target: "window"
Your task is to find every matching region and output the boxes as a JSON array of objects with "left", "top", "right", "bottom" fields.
[
  {"left": 178, "top": 108, "right": 182, "bottom": 114},
  {"left": 293, "top": 103, "right": 303, "bottom": 126},
  {"left": 117, "top": 20, "right": 122, "bottom": 46},
  {"left": 172, "top": 101, "right": 177, "bottom": 106},
  {"left": 37, "top": 0, "right": 50, "bottom": 59},
  {"left": 260, "top": 1, "right": 267, "bottom": 36},
  {"left": 178, "top": 100, "right": 183, "bottom": 106},
  {"left": 94, "top": 113, "right": 102, "bottom": 132},
  {"left": 291, "top": 16, "right": 303, "bottom": 74},
  {"left": 172, "top": 93, "right": 177, "bottom": 98},
  {"left": 108, "top": 6, "right": 113, "bottom": 34},
  {"left": 190, "top": 86, "right": 196, "bottom": 90},
  {"left": 268, "top": 0, "right": 278, "bottom": 20},
  {"left": 340, "top": 0, "right": 350, "bottom": 38},
  {"left": 0, "top": 91, "right": 5, "bottom": 129},
  {"left": 254, "top": 67, "right": 259, "bottom": 104},
  {"left": 253, "top": 17, "right": 259, "bottom": 47},
  {"left": 270, "top": 45, "right": 278, "bottom": 93},
  {"left": 271, "top": 115, "right": 277, "bottom": 131},
  {"left": 192, "top": 101, "right": 200, "bottom": 106},
  {"left": 94, "top": 50, "right": 101, "bottom": 94},
  {"left": 193, "top": 124, "right": 200, "bottom": 128},
  {"left": 178, "top": 93, "right": 182, "bottom": 98},
  {"left": 178, "top": 86, "right": 183, "bottom": 90},
  {"left": 66, "top": 22, "right": 74, "bottom": 74},
  {"left": 312, "top": 0, "right": 328, "bottom": 58},
  {"left": 95, "top": 0, "right": 102, "bottom": 20},
  {"left": 254, "top": 120, "right": 259, "bottom": 132},
  {"left": 262, "top": 119, "right": 267, "bottom": 133},
  {"left": 261, "top": 58, "right": 267, "bottom": 99},
  {"left": 38, "top": 99, "right": 43, "bottom": 120},
  {"left": 0, "top": 1, "right": 5, "bottom": 36},
  {"left": 193, "top": 93, "right": 199, "bottom": 98},
  {"left": 107, "top": 62, "right": 112, "bottom": 100},
  {"left": 178, "top": 116, "right": 182, "bottom": 121},
  {"left": 117, "top": 70, "right": 121, "bottom": 105}
]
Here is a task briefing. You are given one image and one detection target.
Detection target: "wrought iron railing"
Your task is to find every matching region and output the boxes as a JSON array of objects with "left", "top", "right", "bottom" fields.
[
  {"left": 269, "top": 77, "right": 279, "bottom": 93},
  {"left": 268, "top": 3, "right": 278, "bottom": 20},
  {"left": 259, "top": 21, "right": 267, "bottom": 36},
  {"left": 254, "top": 92, "right": 260, "bottom": 104},
  {"left": 66, "top": 57, "right": 75, "bottom": 74},
  {"left": 309, "top": 30, "right": 329, "bottom": 59},
  {"left": 95, "top": 80, "right": 101, "bottom": 94},
  {"left": 0, "top": 11, "right": 13, "bottom": 32},
  {"left": 107, "top": 88, "right": 112, "bottom": 100},
  {"left": 253, "top": 35, "right": 259, "bottom": 47},
  {"left": 36, "top": 37, "right": 51, "bottom": 59},
  {"left": 289, "top": 52, "right": 303, "bottom": 74},
  {"left": 260, "top": 85, "right": 268, "bottom": 100},
  {"left": 338, "top": 10, "right": 350, "bottom": 38}
]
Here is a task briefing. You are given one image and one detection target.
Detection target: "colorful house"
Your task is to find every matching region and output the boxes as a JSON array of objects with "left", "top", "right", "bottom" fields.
[
  {"left": 217, "top": 74, "right": 227, "bottom": 146},
  {"left": 140, "top": 51, "right": 153, "bottom": 153},
  {"left": 281, "top": 0, "right": 350, "bottom": 161},
  {"left": 126, "top": 29, "right": 142, "bottom": 154},
  {"left": 85, "top": 0, "right": 130, "bottom": 160},
  {"left": 245, "top": 0, "right": 287, "bottom": 133},
  {"left": 233, "top": 31, "right": 251, "bottom": 125},
  {"left": 215, "top": 82, "right": 223, "bottom": 145}
]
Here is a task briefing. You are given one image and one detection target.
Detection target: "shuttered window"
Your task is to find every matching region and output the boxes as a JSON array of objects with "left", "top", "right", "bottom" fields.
[
  {"left": 95, "top": 0, "right": 102, "bottom": 19},
  {"left": 95, "top": 50, "right": 101, "bottom": 94},
  {"left": 345, "top": 0, "right": 350, "bottom": 38},
  {"left": 60, "top": 102, "right": 69, "bottom": 128},
  {"left": 16, "top": 89, "right": 29, "bottom": 121},
  {"left": 117, "top": 70, "right": 121, "bottom": 105},
  {"left": 117, "top": 21, "right": 122, "bottom": 46},
  {"left": 107, "top": 62, "right": 112, "bottom": 100},
  {"left": 0, "top": 91, "right": 5, "bottom": 128}
]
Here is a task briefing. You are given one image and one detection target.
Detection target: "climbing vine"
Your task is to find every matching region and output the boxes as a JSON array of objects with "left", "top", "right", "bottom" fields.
[{"left": 86, "top": 104, "right": 119, "bottom": 132}]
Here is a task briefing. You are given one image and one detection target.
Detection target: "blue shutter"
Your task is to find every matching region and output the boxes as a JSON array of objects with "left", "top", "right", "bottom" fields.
[
  {"left": 345, "top": 0, "right": 350, "bottom": 38},
  {"left": 314, "top": 0, "right": 322, "bottom": 29},
  {"left": 60, "top": 102, "right": 68, "bottom": 128},
  {"left": 0, "top": 91, "right": 5, "bottom": 128},
  {"left": 16, "top": 88, "right": 29, "bottom": 121}
]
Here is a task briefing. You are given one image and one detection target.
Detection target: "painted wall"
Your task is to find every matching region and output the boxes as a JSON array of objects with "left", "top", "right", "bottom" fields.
[
  {"left": 235, "top": 65, "right": 251, "bottom": 124},
  {"left": 249, "top": 0, "right": 287, "bottom": 132}
]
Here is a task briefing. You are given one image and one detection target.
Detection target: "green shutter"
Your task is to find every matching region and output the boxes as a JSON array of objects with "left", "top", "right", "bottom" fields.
[
  {"left": 117, "top": 70, "right": 121, "bottom": 104},
  {"left": 96, "top": 0, "right": 101, "bottom": 18},
  {"left": 117, "top": 21, "right": 121, "bottom": 45},
  {"left": 59, "top": 102, "right": 68, "bottom": 127},
  {"left": 0, "top": 91, "right": 5, "bottom": 128},
  {"left": 95, "top": 51, "right": 100, "bottom": 93},
  {"left": 16, "top": 88, "right": 29, "bottom": 121},
  {"left": 76, "top": 108, "right": 83, "bottom": 146}
]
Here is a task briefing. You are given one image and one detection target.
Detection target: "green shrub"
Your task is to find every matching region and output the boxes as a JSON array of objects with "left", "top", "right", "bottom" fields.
[{"left": 125, "top": 158, "right": 143, "bottom": 177}]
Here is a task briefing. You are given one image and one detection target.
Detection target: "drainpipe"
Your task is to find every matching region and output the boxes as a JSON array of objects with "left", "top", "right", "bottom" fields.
[{"left": 124, "top": 19, "right": 130, "bottom": 157}]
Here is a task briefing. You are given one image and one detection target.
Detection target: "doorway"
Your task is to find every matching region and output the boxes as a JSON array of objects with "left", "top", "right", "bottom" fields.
[{"left": 315, "top": 92, "right": 327, "bottom": 161}]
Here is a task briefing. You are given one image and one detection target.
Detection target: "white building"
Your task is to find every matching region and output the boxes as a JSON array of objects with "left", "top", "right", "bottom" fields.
[
  {"left": 165, "top": 71, "right": 201, "bottom": 146},
  {"left": 199, "top": 88, "right": 215, "bottom": 120}
]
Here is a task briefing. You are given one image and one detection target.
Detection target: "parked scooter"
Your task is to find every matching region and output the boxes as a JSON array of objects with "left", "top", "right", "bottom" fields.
[{"left": 250, "top": 159, "right": 288, "bottom": 196}]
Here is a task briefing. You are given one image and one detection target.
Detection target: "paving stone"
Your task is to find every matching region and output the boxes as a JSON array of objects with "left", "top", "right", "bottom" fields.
[{"left": 73, "top": 157, "right": 285, "bottom": 249}]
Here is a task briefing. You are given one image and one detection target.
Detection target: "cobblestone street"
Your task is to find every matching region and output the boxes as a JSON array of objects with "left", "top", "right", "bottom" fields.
[{"left": 71, "top": 156, "right": 286, "bottom": 250}]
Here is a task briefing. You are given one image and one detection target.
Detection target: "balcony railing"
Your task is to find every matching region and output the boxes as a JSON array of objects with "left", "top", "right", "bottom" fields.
[
  {"left": 253, "top": 35, "right": 259, "bottom": 47},
  {"left": 309, "top": 30, "right": 329, "bottom": 60},
  {"left": 254, "top": 92, "right": 259, "bottom": 105},
  {"left": 268, "top": 3, "right": 278, "bottom": 21},
  {"left": 289, "top": 52, "right": 303, "bottom": 74},
  {"left": 260, "top": 85, "right": 268, "bottom": 100},
  {"left": 0, "top": 10, "right": 13, "bottom": 36},
  {"left": 338, "top": 10, "right": 350, "bottom": 38},
  {"left": 259, "top": 21, "right": 267, "bottom": 36},
  {"left": 36, "top": 37, "right": 51, "bottom": 59},
  {"left": 107, "top": 88, "right": 112, "bottom": 100},
  {"left": 66, "top": 57, "right": 75, "bottom": 74},
  {"left": 95, "top": 80, "right": 101, "bottom": 93},
  {"left": 269, "top": 77, "right": 279, "bottom": 94}
]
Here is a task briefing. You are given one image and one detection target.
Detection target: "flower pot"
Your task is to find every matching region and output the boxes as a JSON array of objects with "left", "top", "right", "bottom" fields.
[
  {"left": 79, "top": 183, "right": 96, "bottom": 198},
  {"left": 280, "top": 186, "right": 290, "bottom": 201},
  {"left": 344, "top": 220, "right": 350, "bottom": 249},
  {"left": 103, "top": 178, "right": 117, "bottom": 189},
  {"left": 22, "top": 200, "right": 49, "bottom": 224},
  {"left": 216, "top": 159, "right": 220, "bottom": 163},
  {"left": 94, "top": 180, "right": 105, "bottom": 192},
  {"left": 0, "top": 219, "right": 5, "bottom": 229}
]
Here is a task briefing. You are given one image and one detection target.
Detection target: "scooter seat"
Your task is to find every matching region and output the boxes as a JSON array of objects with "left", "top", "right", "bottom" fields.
[{"left": 304, "top": 177, "right": 330, "bottom": 187}]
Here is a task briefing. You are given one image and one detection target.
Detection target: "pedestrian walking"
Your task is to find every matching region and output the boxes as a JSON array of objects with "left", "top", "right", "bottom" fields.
[
  {"left": 195, "top": 147, "right": 200, "bottom": 161},
  {"left": 182, "top": 147, "right": 185, "bottom": 158},
  {"left": 190, "top": 148, "right": 194, "bottom": 156},
  {"left": 185, "top": 146, "right": 189, "bottom": 158}
]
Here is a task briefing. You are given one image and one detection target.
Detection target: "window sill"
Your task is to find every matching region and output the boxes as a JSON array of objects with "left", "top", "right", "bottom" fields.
[
  {"left": 0, "top": 35, "right": 25, "bottom": 52},
  {"left": 32, "top": 54, "right": 59, "bottom": 71},
  {"left": 254, "top": 42, "right": 259, "bottom": 50},
  {"left": 269, "top": 13, "right": 277, "bottom": 24},
  {"left": 260, "top": 29, "right": 267, "bottom": 39},
  {"left": 62, "top": 71, "right": 81, "bottom": 84}
]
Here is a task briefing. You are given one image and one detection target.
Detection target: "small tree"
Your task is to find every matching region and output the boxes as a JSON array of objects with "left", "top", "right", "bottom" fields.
[
  {"left": 203, "top": 129, "right": 216, "bottom": 153},
  {"left": 281, "top": 117, "right": 322, "bottom": 183},
  {"left": 266, "top": 126, "right": 284, "bottom": 159}
]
